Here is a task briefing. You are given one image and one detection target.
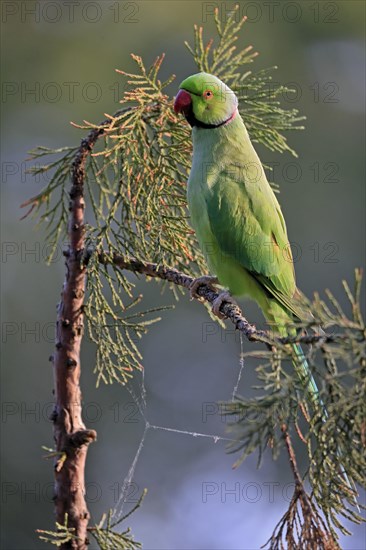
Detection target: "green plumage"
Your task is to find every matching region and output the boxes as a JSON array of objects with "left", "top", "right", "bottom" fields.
[{"left": 182, "top": 74, "right": 299, "bottom": 328}]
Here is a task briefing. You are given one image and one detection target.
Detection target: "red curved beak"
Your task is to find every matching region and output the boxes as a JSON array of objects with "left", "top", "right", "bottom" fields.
[{"left": 173, "top": 89, "right": 192, "bottom": 114}]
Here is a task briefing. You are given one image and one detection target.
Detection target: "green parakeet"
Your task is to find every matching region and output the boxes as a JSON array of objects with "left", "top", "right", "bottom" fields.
[
  {"left": 174, "top": 72, "right": 321, "bottom": 403},
  {"left": 174, "top": 72, "right": 357, "bottom": 499}
]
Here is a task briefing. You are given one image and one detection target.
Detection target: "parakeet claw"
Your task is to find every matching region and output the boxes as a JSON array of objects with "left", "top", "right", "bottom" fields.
[
  {"left": 189, "top": 275, "right": 219, "bottom": 301},
  {"left": 212, "top": 290, "right": 235, "bottom": 319}
]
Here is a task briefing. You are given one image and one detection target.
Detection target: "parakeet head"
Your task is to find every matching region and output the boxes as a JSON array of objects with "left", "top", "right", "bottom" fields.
[{"left": 174, "top": 72, "right": 238, "bottom": 128}]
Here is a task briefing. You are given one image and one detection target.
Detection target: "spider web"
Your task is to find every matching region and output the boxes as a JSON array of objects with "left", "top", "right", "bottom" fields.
[{"left": 111, "top": 331, "right": 246, "bottom": 522}]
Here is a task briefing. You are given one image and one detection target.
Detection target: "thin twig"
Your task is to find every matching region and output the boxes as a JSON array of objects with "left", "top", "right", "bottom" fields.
[
  {"left": 100, "top": 252, "right": 348, "bottom": 347},
  {"left": 262, "top": 425, "right": 339, "bottom": 549}
]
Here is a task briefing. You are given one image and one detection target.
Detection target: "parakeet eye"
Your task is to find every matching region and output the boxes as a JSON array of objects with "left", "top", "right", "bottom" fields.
[{"left": 203, "top": 90, "right": 214, "bottom": 100}]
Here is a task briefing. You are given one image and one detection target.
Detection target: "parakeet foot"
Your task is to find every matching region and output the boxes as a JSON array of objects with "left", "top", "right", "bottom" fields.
[
  {"left": 189, "top": 275, "right": 219, "bottom": 301},
  {"left": 212, "top": 290, "right": 235, "bottom": 319}
]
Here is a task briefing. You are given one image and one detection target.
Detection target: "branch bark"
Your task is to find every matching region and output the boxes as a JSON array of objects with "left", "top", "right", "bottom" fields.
[
  {"left": 100, "top": 253, "right": 342, "bottom": 347},
  {"left": 262, "top": 425, "right": 338, "bottom": 549},
  {"left": 50, "top": 130, "right": 104, "bottom": 548},
  {"left": 268, "top": 425, "right": 339, "bottom": 549}
]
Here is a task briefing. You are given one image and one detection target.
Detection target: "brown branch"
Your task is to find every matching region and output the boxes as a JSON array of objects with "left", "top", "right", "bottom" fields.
[
  {"left": 45, "top": 105, "right": 164, "bottom": 548},
  {"left": 101, "top": 253, "right": 271, "bottom": 341},
  {"left": 100, "top": 253, "right": 346, "bottom": 347},
  {"left": 262, "top": 425, "right": 339, "bottom": 549},
  {"left": 50, "top": 129, "right": 106, "bottom": 548},
  {"left": 282, "top": 424, "right": 310, "bottom": 498}
]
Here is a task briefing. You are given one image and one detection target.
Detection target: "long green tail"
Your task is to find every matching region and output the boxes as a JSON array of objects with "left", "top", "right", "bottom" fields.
[{"left": 292, "top": 343, "right": 325, "bottom": 414}]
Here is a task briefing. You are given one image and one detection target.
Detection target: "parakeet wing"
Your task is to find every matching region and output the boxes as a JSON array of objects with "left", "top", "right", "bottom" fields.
[{"left": 205, "top": 164, "right": 301, "bottom": 319}]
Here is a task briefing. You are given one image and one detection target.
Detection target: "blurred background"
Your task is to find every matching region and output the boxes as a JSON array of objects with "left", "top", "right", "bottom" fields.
[{"left": 1, "top": 1, "right": 365, "bottom": 548}]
